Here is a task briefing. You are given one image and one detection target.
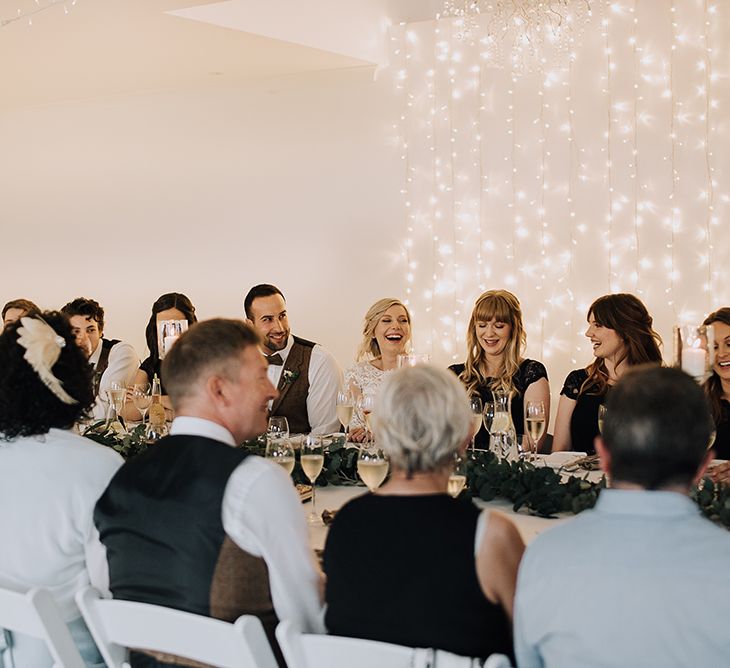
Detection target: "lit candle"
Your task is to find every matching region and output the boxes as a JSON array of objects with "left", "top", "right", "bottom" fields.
[{"left": 681, "top": 347, "right": 706, "bottom": 378}]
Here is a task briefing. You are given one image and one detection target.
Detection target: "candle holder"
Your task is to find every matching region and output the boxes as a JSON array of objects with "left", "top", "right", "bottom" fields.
[
  {"left": 673, "top": 324, "right": 715, "bottom": 382},
  {"left": 157, "top": 319, "right": 189, "bottom": 359},
  {"left": 396, "top": 353, "right": 431, "bottom": 368}
]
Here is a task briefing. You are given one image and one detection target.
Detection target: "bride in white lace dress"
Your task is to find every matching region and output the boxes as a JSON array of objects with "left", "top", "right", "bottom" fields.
[{"left": 344, "top": 298, "right": 412, "bottom": 442}]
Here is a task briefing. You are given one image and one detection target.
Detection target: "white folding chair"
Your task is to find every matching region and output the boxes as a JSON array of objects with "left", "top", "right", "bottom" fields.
[
  {"left": 75, "top": 587, "right": 278, "bottom": 668},
  {"left": 0, "top": 585, "right": 86, "bottom": 668},
  {"left": 275, "top": 620, "right": 514, "bottom": 668}
]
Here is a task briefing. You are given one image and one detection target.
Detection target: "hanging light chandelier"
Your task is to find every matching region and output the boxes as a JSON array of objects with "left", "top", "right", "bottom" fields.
[{"left": 439, "top": 0, "right": 594, "bottom": 73}]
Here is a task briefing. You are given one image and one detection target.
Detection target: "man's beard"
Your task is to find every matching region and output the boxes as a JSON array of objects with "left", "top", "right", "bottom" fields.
[{"left": 264, "top": 330, "right": 290, "bottom": 353}]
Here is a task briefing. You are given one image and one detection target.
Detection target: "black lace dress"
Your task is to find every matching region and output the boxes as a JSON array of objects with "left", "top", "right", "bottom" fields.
[
  {"left": 560, "top": 369, "right": 609, "bottom": 455},
  {"left": 449, "top": 359, "right": 548, "bottom": 450}
]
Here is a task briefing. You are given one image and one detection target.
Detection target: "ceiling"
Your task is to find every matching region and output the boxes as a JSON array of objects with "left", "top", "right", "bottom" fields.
[{"left": 0, "top": 0, "right": 441, "bottom": 110}]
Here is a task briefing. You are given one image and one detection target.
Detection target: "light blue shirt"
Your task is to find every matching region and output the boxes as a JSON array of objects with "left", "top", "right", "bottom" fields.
[{"left": 514, "top": 489, "right": 730, "bottom": 668}]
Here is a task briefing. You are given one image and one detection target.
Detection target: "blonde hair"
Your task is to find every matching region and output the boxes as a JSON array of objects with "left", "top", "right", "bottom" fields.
[
  {"left": 356, "top": 298, "right": 412, "bottom": 362},
  {"left": 460, "top": 290, "right": 526, "bottom": 398}
]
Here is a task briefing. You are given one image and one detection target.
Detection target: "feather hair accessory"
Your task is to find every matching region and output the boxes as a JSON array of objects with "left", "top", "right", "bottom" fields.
[{"left": 16, "top": 316, "right": 78, "bottom": 405}]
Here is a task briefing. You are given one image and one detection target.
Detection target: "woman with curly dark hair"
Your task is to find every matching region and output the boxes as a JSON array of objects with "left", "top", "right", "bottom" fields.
[
  {"left": 552, "top": 293, "right": 663, "bottom": 453},
  {"left": 0, "top": 311, "right": 123, "bottom": 667}
]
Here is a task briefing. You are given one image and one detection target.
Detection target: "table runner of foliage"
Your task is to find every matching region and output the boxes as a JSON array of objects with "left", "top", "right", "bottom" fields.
[{"left": 83, "top": 423, "right": 730, "bottom": 527}]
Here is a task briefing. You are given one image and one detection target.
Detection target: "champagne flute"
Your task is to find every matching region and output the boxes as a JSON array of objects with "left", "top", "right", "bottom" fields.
[
  {"left": 360, "top": 395, "right": 376, "bottom": 443},
  {"left": 336, "top": 389, "right": 354, "bottom": 441},
  {"left": 265, "top": 434, "right": 295, "bottom": 476},
  {"left": 132, "top": 382, "right": 152, "bottom": 426},
  {"left": 524, "top": 400, "right": 546, "bottom": 460},
  {"left": 469, "top": 395, "right": 483, "bottom": 451},
  {"left": 447, "top": 453, "right": 467, "bottom": 498},
  {"left": 357, "top": 444, "right": 389, "bottom": 492},
  {"left": 301, "top": 434, "right": 324, "bottom": 524},
  {"left": 267, "top": 416, "right": 289, "bottom": 441}
]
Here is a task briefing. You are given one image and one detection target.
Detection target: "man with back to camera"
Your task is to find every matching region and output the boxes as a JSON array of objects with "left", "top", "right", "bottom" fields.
[
  {"left": 61, "top": 297, "right": 138, "bottom": 419},
  {"left": 514, "top": 366, "right": 730, "bottom": 667},
  {"left": 244, "top": 283, "right": 342, "bottom": 435},
  {"left": 94, "top": 319, "right": 323, "bottom": 668}
]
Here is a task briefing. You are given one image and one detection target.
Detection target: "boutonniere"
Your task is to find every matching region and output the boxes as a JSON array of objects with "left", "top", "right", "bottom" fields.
[{"left": 282, "top": 369, "right": 300, "bottom": 385}]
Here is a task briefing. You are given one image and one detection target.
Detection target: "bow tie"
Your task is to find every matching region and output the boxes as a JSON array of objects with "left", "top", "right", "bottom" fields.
[{"left": 267, "top": 353, "right": 284, "bottom": 366}]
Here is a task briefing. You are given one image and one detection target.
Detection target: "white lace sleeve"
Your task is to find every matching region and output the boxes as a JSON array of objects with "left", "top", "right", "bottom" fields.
[{"left": 344, "top": 361, "right": 390, "bottom": 429}]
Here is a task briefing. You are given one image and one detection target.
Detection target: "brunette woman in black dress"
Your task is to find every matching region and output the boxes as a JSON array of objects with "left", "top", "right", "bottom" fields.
[
  {"left": 552, "top": 293, "right": 662, "bottom": 454},
  {"left": 123, "top": 293, "right": 197, "bottom": 421},
  {"left": 703, "top": 308, "right": 730, "bottom": 465},
  {"left": 449, "top": 290, "right": 550, "bottom": 451}
]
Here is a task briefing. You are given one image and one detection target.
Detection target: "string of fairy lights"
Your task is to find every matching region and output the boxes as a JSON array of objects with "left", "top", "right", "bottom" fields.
[
  {"left": 0, "top": 0, "right": 76, "bottom": 28},
  {"left": 394, "top": 1, "right": 728, "bottom": 375}
]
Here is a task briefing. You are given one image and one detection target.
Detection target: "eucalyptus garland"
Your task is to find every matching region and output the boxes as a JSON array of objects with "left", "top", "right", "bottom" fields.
[{"left": 83, "top": 424, "right": 730, "bottom": 528}]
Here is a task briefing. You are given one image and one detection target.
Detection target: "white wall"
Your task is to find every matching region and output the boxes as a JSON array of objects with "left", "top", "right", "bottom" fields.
[{"left": 0, "top": 67, "right": 405, "bottom": 368}]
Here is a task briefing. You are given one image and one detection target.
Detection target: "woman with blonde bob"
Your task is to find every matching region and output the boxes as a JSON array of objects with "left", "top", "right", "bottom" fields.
[
  {"left": 324, "top": 365, "right": 523, "bottom": 661},
  {"left": 552, "top": 293, "right": 663, "bottom": 453},
  {"left": 344, "top": 298, "right": 411, "bottom": 442},
  {"left": 450, "top": 290, "right": 550, "bottom": 450}
]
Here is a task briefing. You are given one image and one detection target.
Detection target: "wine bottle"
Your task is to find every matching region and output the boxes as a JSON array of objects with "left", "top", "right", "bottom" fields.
[{"left": 148, "top": 373, "right": 166, "bottom": 430}]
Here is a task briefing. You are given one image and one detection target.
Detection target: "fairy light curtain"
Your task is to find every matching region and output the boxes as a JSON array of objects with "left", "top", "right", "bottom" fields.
[{"left": 391, "top": 0, "right": 729, "bottom": 387}]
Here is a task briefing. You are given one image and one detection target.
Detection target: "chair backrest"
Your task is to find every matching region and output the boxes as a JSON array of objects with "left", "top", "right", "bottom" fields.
[
  {"left": 275, "top": 620, "right": 514, "bottom": 668},
  {"left": 75, "top": 587, "right": 278, "bottom": 668},
  {"left": 0, "top": 585, "right": 86, "bottom": 668}
]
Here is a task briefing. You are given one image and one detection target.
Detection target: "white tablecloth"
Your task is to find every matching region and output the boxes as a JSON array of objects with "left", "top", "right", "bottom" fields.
[{"left": 304, "top": 451, "right": 604, "bottom": 550}]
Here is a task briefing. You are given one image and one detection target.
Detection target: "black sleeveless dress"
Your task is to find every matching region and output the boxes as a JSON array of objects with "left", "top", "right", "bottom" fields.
[
  {"left": 323, "top": 493, "right": 513, "bottom": 661},
  {"left": 560, "top": 369, "right": 607, "bottom": 455},
  {"left": 713, "top": 400, "right": 730, "bottom": 460},
  {"left": 449, "top": 359, "right": 548, "bottom": 449}
]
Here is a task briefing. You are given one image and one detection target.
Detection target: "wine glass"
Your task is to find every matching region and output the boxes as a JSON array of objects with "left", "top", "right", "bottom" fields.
[
  {"left": 447, "top": 453, "right": 467, "bottom": 498},
  {"left": 357, "top": 444, "right": 389, "bottom": 492},
  {"left": 267, "top": 416, "right": 289, "bottom": 441},
  {"left": 482, "top": 400, "right": 495, "bottom": 436},
  {"left": 301, "top": 434, "right": 324, "bottom": 524},
  {"left": 469, "top": 395, "right": 483, "bottom": 451},
  {"left": 265, "top": 434, "right": 295, "bottom": 476},
  {"left": 131, "top": 382, "right": 152, "bottom": 426},
  {"left": 336, "top": 389, "right": 355, "bottom": 441},
  {"left": 597, "top": 404, "right": 607, "bottom": 435},
  {"left": 105, "top": 381, "right": 127, "bottom": 434},
  {"left": 360, "top": 395, "right": 376, "bottom": 443},
  {"left": 524, "top": 400, "right": 546, "bottom": 460}
]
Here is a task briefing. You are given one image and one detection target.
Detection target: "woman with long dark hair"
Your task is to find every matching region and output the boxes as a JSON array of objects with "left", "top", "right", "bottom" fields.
[
  {"left": 703, "top": 308, "right": 730, "bottom": 460},
  {"left": 552, "top": 293, "right": 663, "bottom": 453},
  {"left": 0, "top": 312, "right": 123, "bottom": 667}
]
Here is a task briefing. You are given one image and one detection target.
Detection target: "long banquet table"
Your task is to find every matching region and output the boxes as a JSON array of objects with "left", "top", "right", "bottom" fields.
[{"left": 304, "top": 452, "right": 605, "bottom": 550}]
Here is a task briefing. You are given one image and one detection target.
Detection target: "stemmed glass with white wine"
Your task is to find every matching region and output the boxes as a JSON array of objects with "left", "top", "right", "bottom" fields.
[
  {"left": 131, "top": 382, "right": 152, "bottom": 428},
  {"left": 336, "top": 389, "right": 355, "bottom": 441},
  {"left": 301, "top": 434, "right": 324, "bottom": 524},
  {"left": 523, "top": 400, "right": 546, "bottom": 461},
  {"left": 360, "top": 395, "right": 376, "bottom": 443},
  {"left": 357, "top": 444, "right": 389, "bottom": 492},
  {"left": 266, "top": 417, "right": 295, "bottom": 475},
  {"left": 597, "top": 403, "right": 607, "bottom": 435},
  {"left": 447, "top": 453, "right": 467, "bottom": 498},
  {"left": 106, "top": 381, "right": 127, "bottom": 434},
  {"left": 469, "top": 395, "right": 483, "bottom": 451}
]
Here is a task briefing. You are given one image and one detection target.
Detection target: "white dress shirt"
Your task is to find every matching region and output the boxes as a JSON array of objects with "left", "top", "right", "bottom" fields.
[
  {"left": 169, "top": 417, "right": 325, "bottom": 633},
  {"left": 89, "top": 338, "right": 139, "bottom": 419},
  {"left": 0, "top": 429, "right": 123, "bottom": 620},
  {"left": 266, "top": 335, "right": 342, "bottom": 435}
]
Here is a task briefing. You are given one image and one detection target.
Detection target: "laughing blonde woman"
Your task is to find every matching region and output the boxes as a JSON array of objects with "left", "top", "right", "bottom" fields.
[{"left": 344, "top": 298, "right": 411, "bottom": 442}]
